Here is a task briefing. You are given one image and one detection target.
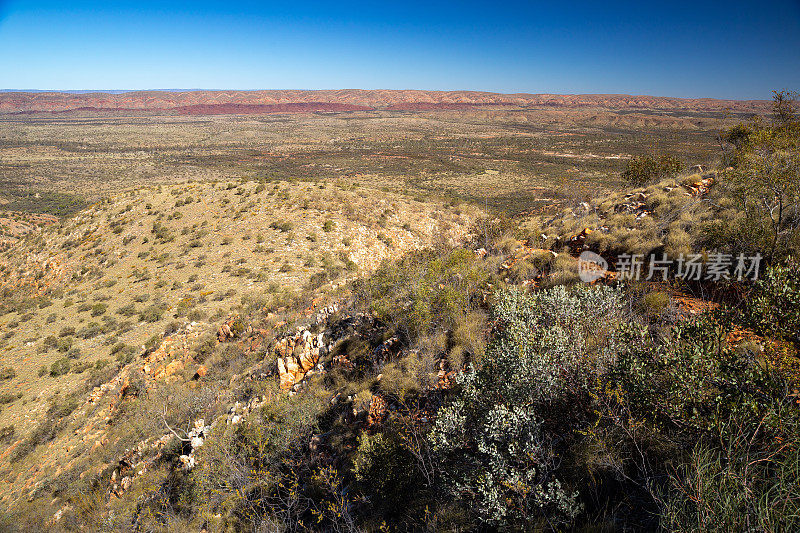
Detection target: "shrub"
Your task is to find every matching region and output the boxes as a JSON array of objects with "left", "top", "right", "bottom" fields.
[
  {"left": 359, "top": 247, "right": 489, "bottom": 341},
  {"left": 431, "top": 376, "right": 582, "bottom": 528},
  {"left": 489, "top": 285, "right": 625, "bottom": 399},
  {"left": 49, "top": 358, "right": 71, "bottom": 377},
  {"left": 56, "top": 337, "right": 73, "bottom": 352},
  {"left": 116, "top": 303, "right": 136, "bottom": 317},
  {"left": 745, "top": 257, "right": 800, "bottom": 344},
  {"left": 110, "top": 342, "right": 127, "bottom": 355},
  {"left": 269, "top": 220, "right": 294, "bottom": 232},
  {"left": 642, "top": 291, "right": 670, "bottom": 317},
  {"left": 139, "top": 305, "right": 164, "bottom": 323},
  {"left": 71, "top": 361, "right": 92, "bottom": 374},
  {"left": 430, "top": 285, "right": 626, "bottom": 528},
  {"left": 76, "top": 322, "right": 102, "bottom": 339},
  {"left": 195, "top": 393, "right": 323, "bottom": 527},
  {"left": 0, "top": 367, "right": 15, "bottom": 381},
  {"left": 0, "top": 392, "right": 22, "bottom": 405},
  {"left": 710, "top": 108, "right": 800, "bottom": 259},
  {"left": 192, "top": 335, "right": 217, "bottom": 363},
  {"left": 42, "top": 335, "right": 58, "bottom": 350},
  {"left": 115, "top": 347, "right": 137, "bottom": 365},
  {"left": 353, "top": 431, "right": 415, "bottom": 505},
  {"left": 622, "top": 155, "right": 682, "bottom": 186},
  {"left": 0, "top": 425, "right": 14, "bottom": 443}
]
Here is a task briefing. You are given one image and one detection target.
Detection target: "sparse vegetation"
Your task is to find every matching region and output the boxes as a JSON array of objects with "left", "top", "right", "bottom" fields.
[{"left": 0, "top": 90, "right": 795, "bottom": 531}]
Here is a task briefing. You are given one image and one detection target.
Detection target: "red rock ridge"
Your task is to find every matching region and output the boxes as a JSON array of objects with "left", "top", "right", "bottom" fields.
[
  {"left": 0, "top": 89, "right": 772, "bottom": 114},
  {"left": 173, "top": 102, "right": 373, "bottom": 114}
]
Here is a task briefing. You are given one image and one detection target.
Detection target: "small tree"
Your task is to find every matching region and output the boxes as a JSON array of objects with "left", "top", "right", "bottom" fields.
[
  {"left": 723, "top": 120, "right": 800, "bottom": 259},
  {"left": 771, "top": 89, "right": 798, "bottom": 126}
]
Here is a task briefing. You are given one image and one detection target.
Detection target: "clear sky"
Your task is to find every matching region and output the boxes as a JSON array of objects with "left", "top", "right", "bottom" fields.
[{"left": 0, "top": 0, "right": 798, "bottom": 99}]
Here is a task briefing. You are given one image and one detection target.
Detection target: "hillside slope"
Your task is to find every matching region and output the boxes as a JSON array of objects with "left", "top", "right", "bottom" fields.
[{"left": 0, "top": 178, "right": 479, "bottom": 507}]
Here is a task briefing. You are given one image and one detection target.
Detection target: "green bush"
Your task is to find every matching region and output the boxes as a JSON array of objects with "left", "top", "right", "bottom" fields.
[
  {"left": 359, "top": 247, "right": 489, "bottom": 341},
  {"left": 269, "top": 220, "right": 294, "bottom": 232},
  {"left": 195, "top": 393, "right": 323, "bottom": 528},
  {"left": 0, "top": 392, "right": 21, "bottom": 405},
  {"left": 139, "top": 305, "right": 164, "bottom": 323},
  {"left": 642, "top": 290, "right": 670, "bottom": 317},
  {"left": 745, "top": 257, "right": 800, "bottom": 343},
  {"left": 353, "top": 431, "right": 415, "bottom": 505},
  {"left": 709, "top": 104, "right": 800, "bottom": 259},
  {"left": 0, "top": 425, "right": 15, "bottom": 443},
  {"left": 430, "top": 285, "right": 626, "bottom": 528},
  {"left": 49, "top": 358, "right": 71, "bottom": 377},
  {"left": 116, "top": 303, "right": 137, "bottom": 317},
  {"left": 621, "top": 155, "right": 682, "bottom": 186}
]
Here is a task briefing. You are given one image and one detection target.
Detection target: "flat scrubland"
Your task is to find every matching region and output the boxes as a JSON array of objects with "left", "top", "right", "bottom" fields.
[
  {"left": 0, "top": 105, "right": 743, "bottom": 216},
  {"left": 0, "top": 98, "right": 797, "bottom": 531}
]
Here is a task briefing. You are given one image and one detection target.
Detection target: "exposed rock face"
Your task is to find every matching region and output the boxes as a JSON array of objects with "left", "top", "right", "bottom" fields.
[
  {"left": 437, "top": 358, "right": 457, "bottom": 390},
  {"left": 271, "top": 303, "right": 344, "bottom": 390},
  {"left": 567, "top": 227, "right": 594, "bottom": 254},
  {"left": 141, "top": 329, "right": 204, "bottom": 381},
  {"left": 367, "top": 394, "right": 389, "bottom": 426},
  {"left": 610, "top": 174, "right": 715, "bottom": 217},
  {"left": 178, "top": 419, "right": 211, "bottom": 471},
  {"left": 689, "top": 176, "right": 715, "bottom": 196},
  {"left": 217, "top": 315, "right": 249, "bottom": 342},
  {"left": 276, "top": 330, "right": 326, "bottom": 390}
]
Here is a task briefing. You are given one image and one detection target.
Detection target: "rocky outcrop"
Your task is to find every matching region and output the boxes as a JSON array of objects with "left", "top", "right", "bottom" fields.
[
  {"left": 178, "top": 419, "right": 211, "bottom": 471},
  {"left": 272, "top": 303, "right": 345, "bottom": 391},
  {"left": 608, "top": 174, "right": 715, "bottom": 218},
  {"left": 367, "top": 394, "right": 389, "bottom": 426},
  {"left": 276, "top": 329, "right": 326, "bottom": 390},
  {"left": 217, "top": 315, "right": 249, "bottom": 342}
]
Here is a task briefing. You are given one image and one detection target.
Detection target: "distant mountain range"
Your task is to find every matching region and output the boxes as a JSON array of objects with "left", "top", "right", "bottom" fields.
[
  {"left": 0, "top": 89, "right": 771, "bottom": 114},
  {"left": 0, "top": 89, "right": 196, "bottom": 94}
]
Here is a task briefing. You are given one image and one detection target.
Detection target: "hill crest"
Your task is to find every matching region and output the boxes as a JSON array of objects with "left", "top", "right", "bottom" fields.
[{"left": 0, "top": 89, "right": 771, "bottom": 114}]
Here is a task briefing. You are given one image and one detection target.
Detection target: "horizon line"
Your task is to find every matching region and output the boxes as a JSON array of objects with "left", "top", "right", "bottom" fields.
[{"left": 0, "top": 89, "right": 771, "bottom": 102}]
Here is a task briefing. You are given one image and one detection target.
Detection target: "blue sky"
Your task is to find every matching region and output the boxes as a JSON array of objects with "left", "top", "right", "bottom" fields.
[{"left": 0, "top": 0, "right": 798, "bottom": 98}]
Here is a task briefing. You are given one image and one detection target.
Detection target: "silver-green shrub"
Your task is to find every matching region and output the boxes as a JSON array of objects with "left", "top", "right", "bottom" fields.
[{"left": 430, "top": 285, "right": 627, "bottom": 527}]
